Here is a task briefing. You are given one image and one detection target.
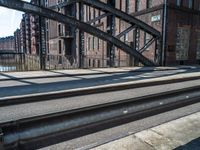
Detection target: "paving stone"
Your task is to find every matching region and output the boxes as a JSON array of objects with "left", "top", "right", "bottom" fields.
[
  {"left": 92, "top": 135, "right": 155, "bottom": 150},
  {"left": 151, "top": 112, "right": 200, "bottom": 145},
  {"left": 135, "top": 129, "right": 179, "bottom": 150},
  {"left": 92, "top": 112, "right": 200, "bottom": 150}
]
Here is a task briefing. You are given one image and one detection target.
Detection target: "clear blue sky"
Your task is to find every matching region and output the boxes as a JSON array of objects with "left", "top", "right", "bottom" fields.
[{"left": 0, "top": 0, "right": 30, "bottom": 37}]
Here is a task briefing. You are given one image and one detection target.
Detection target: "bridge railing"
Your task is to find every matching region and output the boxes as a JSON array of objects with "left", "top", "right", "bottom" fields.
[
  {"left": 45, "top": 55, "right": 79, "bottom": 70},
  {"left": 0, "top": 53, "right": 40, "bottom": 72},
  {"left": 0, "top": 53, "right": 140, "bottom": 72}
]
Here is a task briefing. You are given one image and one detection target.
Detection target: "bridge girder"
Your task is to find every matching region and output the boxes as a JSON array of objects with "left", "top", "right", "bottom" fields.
[
  {"left": 52, "top": 0, "right": 161, "bottom": 38},
  {"left": 50, "top": 0, "right": 162, "bottom": 65},
  {"left": 0, "top": 0, "right": 159, "bottom": 66}
]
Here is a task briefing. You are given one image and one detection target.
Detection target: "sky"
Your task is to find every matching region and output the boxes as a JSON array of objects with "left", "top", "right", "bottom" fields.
[{"left": 0, "top": 0, "right": 30, "bottom": 37}]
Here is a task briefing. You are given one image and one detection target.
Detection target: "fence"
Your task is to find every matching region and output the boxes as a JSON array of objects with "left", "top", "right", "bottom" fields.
[
  {"left": 0, "top": 53, "right": 138, "bottom": 72},
  {"left": 45, "top": 55, "right": 79, "bottom": 70},
  {"left": 0, "top": 53, "right": 40, "bottom": 72},
  {"left": 83, "top": 55, "right": 141, "bottom": 68}
]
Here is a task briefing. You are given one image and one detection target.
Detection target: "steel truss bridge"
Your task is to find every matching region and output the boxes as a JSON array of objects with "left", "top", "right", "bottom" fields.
[{"left": 0, "top": 0, "right": 162, "bottom": 67}]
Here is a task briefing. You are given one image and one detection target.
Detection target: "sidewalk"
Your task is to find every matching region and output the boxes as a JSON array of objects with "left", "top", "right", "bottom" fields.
[
  {"left": 0, "top": 66, "right": 198, "bottom": 81},
  {"left": 0, "top": 66, "right": 200, "bottom": 99},
  {"left": 92, "top": 112, "right": 200, "bottom": 150}
]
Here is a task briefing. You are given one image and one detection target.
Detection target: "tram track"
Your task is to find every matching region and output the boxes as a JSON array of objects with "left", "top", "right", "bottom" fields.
[{"left": 0, "top": 84, "right": 200, "bottom": 150}]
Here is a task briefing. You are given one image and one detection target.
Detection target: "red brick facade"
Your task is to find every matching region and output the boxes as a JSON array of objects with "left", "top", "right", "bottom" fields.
[
  {"left": 1, "top": 0, "right": 200, "bottom": 67},
  {"left": 166, "top": 0, "right": 200, "bottom": 65},
  {"left": 0, "top": 36, "right": 15, "bottom": 52}
]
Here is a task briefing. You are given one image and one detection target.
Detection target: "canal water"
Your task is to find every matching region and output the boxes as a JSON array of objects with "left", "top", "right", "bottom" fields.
[{"left": 0, "top": 66, "right": 16, "bottom": 72}]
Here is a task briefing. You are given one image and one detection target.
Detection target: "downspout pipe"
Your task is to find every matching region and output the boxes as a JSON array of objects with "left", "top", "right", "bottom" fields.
[{"left": 162, "top": 0, "right": 167, "bottom": 66}]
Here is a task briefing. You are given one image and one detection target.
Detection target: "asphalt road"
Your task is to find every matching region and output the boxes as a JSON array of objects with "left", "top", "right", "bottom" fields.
[
  {"left": 0, "top": 78, "right": 200, "bottom": 124},
  {"left": 0, "top": 68, "right": 199, "bottom": 98}
]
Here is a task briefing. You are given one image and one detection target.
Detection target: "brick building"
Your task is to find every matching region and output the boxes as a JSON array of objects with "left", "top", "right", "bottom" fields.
[
  {"left": 2, "top": 0, "right": 200, "bottom": 67},
  {"left": 20, "top": 14, "right": 26, "bottom": 53},
  {"left": 13, "top": 0, "right": 41, "bottom": 55},
  {"left": 45, "top": 0, "right": 200, "bottom": 67},
  {"left": 166, "top": 0, "right": 200, "bottom": 65},
  {"left": 128, "top": 0, "right": 200, "bottom": 65},
  {"left": 43, "top": 0, "right": 159, "bottom": 68},
  {"left": 0, "top": 36, "right": 15, "bottom": 52},
  {"left": 46, "top": 0, "right": 134, "bottom": 68},
  {"left": 29, "top": 0, "right": 40, "bottom": 55},
  {"left": 45, "top": 0, "right": 77, "bottom": 68},
  {"left": 14, "top": 29, "right": 21, "bottom": 53}
]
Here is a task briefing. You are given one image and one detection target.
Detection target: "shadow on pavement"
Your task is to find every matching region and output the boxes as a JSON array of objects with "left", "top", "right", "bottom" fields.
[
  {"left": 0, "top": 68, "right": 198, "bottom": 98},
  {"left": 0, "top": 73, "right": 37, "bottom": 85},
  {"left": 174, "top": 137, "right": 200, "bottom": 150}
]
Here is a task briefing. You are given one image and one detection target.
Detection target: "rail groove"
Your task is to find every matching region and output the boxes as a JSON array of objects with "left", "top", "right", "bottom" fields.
[{"left": 0, "top": 85, "right": 200, "bottom": 150}]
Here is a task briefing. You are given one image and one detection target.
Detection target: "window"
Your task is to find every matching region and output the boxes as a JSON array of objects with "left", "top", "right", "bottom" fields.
[
  {"left": 125, "top": 33, "right": 129, "bottom": 42},
  {"left": 86, "top": 6, "right": 89, "bottom": 21},
  {"left": 196, "top": 32, "right": 200, "bottom": 59},
  {"left": 89, "top": 6, "right": 91, "bottom": 20},
  {"left": 125, "top": 0, "right": 130, "bottom": 13},
  {"left": 92, "top": 36, "right": 95, "bottom": 50},
  {"left": 58, "top": 40, "right": 62, "bottom": 54},
  {"left": 93, "top": 8, "right": 96, "bottom": 25},
  {"left": 175, "top": 27, "right": 190, "bottom": 60},
  {"left": 89, "top": 59, "right": 91, "bottom": 67},
  {"left": 87, "top": 37, "right": 91, "bottom": 51},
  {"left": 98, "top": 60, "right": 100, "bottom": 67},
  {"left": 176, "top": 0, "right": 181, "bottom": 6},
  {"left": 46, "top": 21, "right": 49, "bottom": 31},
  {"left": 97, "top": 38, "right": 100, "bottom": 50},
  {"left": 188, "top": 0, "right": 193, "bottom": 9},
  {"left": 199, "top": 2, "right": 200, "bottom": 10},
  {"left": 144, "top": 32, "right": 151, "bottom": 50},
  {"left": 98, "top": 10, "right": 101, "bottom": 23},
  {"left": 147, "top": 0, "right": 153, "bottom": 9},
  {"left": 135, "top": 0, "right": 141, "bottom": 12},
  {"left": 58, "top": 24, "right": 61, "bottom": 36},
  {"left": 93, "top": 60, "right": 95, "bottom": 67}
]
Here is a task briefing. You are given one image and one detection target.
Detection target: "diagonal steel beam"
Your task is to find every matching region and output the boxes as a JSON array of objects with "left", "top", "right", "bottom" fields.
[
  {"left": 48, "top": 0, "right": 76, "bottom": 9},
  {"left": 139, "top": 38, "right": 155, "bottom": 53},
  {"left": 0, "top": 0, "right": 155, "bottom": 66},
  {"left": 87, "top": 13, "right": 111, "bottom": 24},
  {"left": 116, "top": 25, "right": 136, "bottom": 39},
  {"left": 55, "top": 0, "right": 161, "bottom": 38}
]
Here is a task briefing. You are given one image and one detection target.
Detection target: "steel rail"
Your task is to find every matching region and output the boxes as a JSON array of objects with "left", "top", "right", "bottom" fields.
[
  {"left": 0, "top": 75, "right": 200, "bottom": 107},
  {"left": 0, "top": 0, "right": 155, "bottom": 66},
  {"left": 1, "top": 85, "right": 200, "bottom": 150}
]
